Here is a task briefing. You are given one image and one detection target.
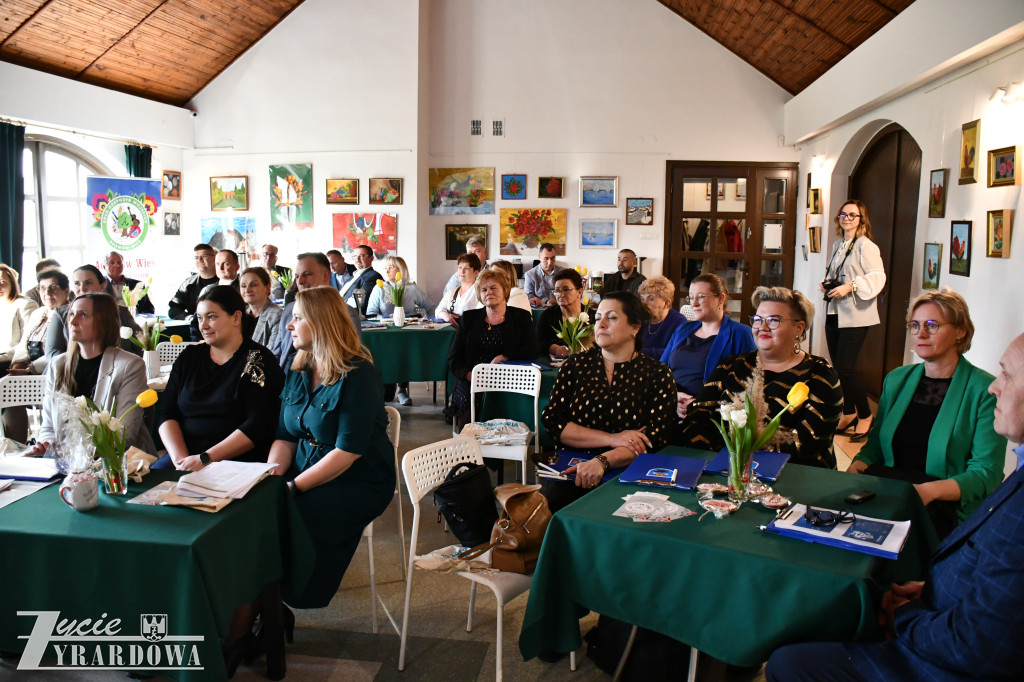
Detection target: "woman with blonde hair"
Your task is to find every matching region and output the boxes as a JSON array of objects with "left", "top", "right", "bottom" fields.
[
  {"left": 269, "top": 286, "right": 395, "bottom": 608},
  {"left": 489, "top": 260, "right": 531, "bottom": 311},
  {"left": 0, "top": 262, "right": 39, "bottom": 374},
  {"left": 365, "top": 255, "right": 433, "bottom": 318},
  {"left": 848, "top": 288, "right": 1004, "bottom": 537},
  {"left": 638, "top": 275, "right": 686, "bottom": 359}
]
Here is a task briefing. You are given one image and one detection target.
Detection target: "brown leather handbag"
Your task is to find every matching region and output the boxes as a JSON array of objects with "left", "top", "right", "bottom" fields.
[{"left": 462, "top": 483, "right": 552, "bottom": 574}]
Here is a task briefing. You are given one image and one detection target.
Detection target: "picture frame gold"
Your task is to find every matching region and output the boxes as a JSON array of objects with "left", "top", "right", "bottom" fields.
[
  {"left": 986, "top": 209, "right": 1013, "bottom": 258},
  {"left": 210, "top": 176, "right": 248, "bottom": 211},
  {"left": 987, "top": 145, "right": 1020, "bottom": 188},
  {"left": 959, "top": 119, "right": 980, "bottom": 185},
  {"left": 326, "top": 178, "right": 359, "bottom": 204},
  {"left": 809, "top": 188, "right": 822, "bottom": 214}
]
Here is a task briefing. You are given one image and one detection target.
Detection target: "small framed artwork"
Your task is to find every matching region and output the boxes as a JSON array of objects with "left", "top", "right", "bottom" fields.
[
  {"left": 625, "top": 198, "right": 654, "bottom": 225},
  {"left": 949, "top": 220, "right": 972, "bottom": 276},
  {"left": 928, "top": 169, "right": 949, "bottom": 218},
  {"left": 923, "top": 242, "right": 942, "bottom": 289},
  {"left": 501, "top": 174, "right": 527, "bottom": 200},
  {"left": 736, "top": 178, "right": 747, "bottom": 200},
  {"left": 326, "top": 179, "right": 359, "bottom": 204},
  {"left": 161, "top": 171, "right": 181, "bottom": 200},
  {"left": 369, "top": 178, "right": 403, "bottom": 204},
  {"left": 810, "top": 188, "right": 822, "bottom": 214},
  {"left": 805, "top": 172, "right": 812, "bottom": 208},
  {"left": 538, "top": 176, "right": 564, "bottom": 199},
  {"left": 808, "top": 226, "right": 821, "bottom": 253},
  {"left": 580, "top": 176, "right": 618, "bottom": 207},
  {"left": 163, "top": 212, "right": 180, "bottom": 236},
  {"left": 987, "top": 209, "right": 1013, "bottom": 258},
  {"left": 705, "top": 183, "right": 725, "bottom": 200},
  {"left": 579, "top": 219, "right": 617, "bottom": 248},
  {"left": 959, "top": 119, "right": 980, "bottom": 185},
  {"left": 446, "top": 224, "right": 488, "bottom": 260},
  {"left": 987, "top": 145, "right": 1020, "bottom": 187},
  {"left": 210, "top": 176, "right": 248, "bottom": 211}
]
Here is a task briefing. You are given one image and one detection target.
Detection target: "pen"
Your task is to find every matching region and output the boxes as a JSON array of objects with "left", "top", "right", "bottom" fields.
[
  {"left": 669, "top": 468, "right": 678, "bottom": 485},
  {"left": 758, "top": 525, "right": 781, "bottom": 535}
]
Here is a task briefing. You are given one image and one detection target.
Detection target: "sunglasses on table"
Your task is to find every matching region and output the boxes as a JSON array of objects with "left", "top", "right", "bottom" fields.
[{"left": 803, "top": 506, "right": 855, "bottom": 528}]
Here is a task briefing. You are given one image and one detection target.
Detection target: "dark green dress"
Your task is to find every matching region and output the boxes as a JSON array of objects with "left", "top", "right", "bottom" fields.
[{"left": 277, "top": 359, "right": 396, "bottom": 608}]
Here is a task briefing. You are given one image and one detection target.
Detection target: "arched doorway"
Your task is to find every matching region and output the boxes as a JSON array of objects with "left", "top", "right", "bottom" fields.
[{"left": 846, "top": 123, "right": 922, "bottom": 397}]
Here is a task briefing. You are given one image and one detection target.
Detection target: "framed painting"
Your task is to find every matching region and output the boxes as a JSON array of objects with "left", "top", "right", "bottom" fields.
[
  {"left": 579, "top": 219, "right": 617, "bottom": 248},
  {"left": 580, "top": 176, "right": 618, "bottom": 207},
  {"left": 500, "top": 208, "right": 567, "bottom": 256},
  {"left": 331, "top": 213, "right": 398, "bottom": 258},
  {"left": 987, "top": 209, "right": 1013, "bottom": 258},
  {"left": 161, "top": 171, "right": 181, "bottom": 200},
  {"left": 538, "top": 177, "right": 564, "bottom": 199},
  {"left": 923, "top": 243, "right": 942, "bottom": 289},
  {"left": 705, "top": 183, "right": 725, "bottom": 200},
  {"left": 810, "top": 188, "right": 822, "bottom": 214},
  {"left": 369, "top": 178, "right": 403, "bottom": 205},
  {"left": 928, "top": 169, "right": 949, "bottom": 218},
  {"left": 805, "top": 172, "right": 812, "bottom": 208},
  {"left": 808, "top": 226, "right": 821, "bottom": 253},
  {"left": 326, "top": 179, "right": 359, "bottom": 204},
  {"left": 959, "top": 119, "right": 980, "bottom": 185},
  {"left": 446, "top": 224, "right": 488, "bottom": 260},
  {"left": 429, "top": 167, "right": 495, "bottom": 215},
  {"left": 626, "top": 198, "right": 654, "bottom": 225},
  {"left": 270, "top": 164, "right": 313, "bottom": 230},
  {"left": 163, "top": 212, "right": 180, "bottom": 236},
  {"left": 949, "top": 220, "right": 972, "bottom": 276},
  {"left": 987, "top": 145, "right": 1020, "bottom": 187},
  {"left": 736, "top": 178, "right": 747, "bottom": 200},
  {"left": 201, "top": 216, "right": 257, "bottom": 253},
  {"left": 210, "top": 176, "right": 248, "bottom": 211},
  {"left": 501, "top": 174, "right": 527, "bottom": 200}
]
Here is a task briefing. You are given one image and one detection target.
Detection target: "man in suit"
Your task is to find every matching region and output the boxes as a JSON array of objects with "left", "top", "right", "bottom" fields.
[
  {"left": 103, "top": 251, "right": 154, "bottom": 314},
  {"left": 337, "top": 245, "right": 382, "bottom": 315},
  {"left": 765, "top": 331, "right": 1024, "bottom": 682},
  {"left": 327, "top": 249, "right": 356, "bottom": 291}
]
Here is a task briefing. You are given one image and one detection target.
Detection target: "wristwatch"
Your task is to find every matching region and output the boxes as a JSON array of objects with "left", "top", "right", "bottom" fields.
[
  {"left": 851, "top": 282, "right": 858, "bottom": 294},
  {"left": 199, "top": 452, "right": 212, "bottom": 466}
]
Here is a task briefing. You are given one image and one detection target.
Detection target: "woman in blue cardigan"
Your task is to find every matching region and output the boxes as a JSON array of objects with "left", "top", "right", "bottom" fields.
[
  {"left": 660, "top": 273, "right": 755, "bottom": 417},
  {"left": 848, "top": 289, "right": 1005, "bottom": 536}
]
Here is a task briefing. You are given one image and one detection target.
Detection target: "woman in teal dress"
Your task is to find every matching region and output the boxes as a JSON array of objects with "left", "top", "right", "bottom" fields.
[{"left": 268, "top": 286, "right": 396, "bottom": 608}]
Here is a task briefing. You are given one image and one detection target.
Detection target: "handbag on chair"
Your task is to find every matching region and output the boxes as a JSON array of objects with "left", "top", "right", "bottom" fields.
[
  {"left": 433, "top": 462, "right": 499, "bottom": 547},
  {"left": 462, "top": 483, "right": 552, "bottom": 574}
]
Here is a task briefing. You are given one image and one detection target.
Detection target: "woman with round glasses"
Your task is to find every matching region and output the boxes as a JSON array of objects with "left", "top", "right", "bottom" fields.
[
  {"left": 637, "top": 276, "right": 686, "bottom": 360},
  {"left": 821, "top": 200, "right": 886, "bottom": 442},
  {"left": 536, "top": 268, "right": 590, "bottom": 359},
  {"left": 680, "top": 286, "right": 842, "bottom": 468},
  {"left": 847, "top": 289, "right": 1004, "bottom": 537},
  {"left": 660, "top": 274, "right": 755, "bottom": 418}
]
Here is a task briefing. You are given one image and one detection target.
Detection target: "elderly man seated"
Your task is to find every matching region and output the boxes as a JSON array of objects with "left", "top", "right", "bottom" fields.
[
  {"left": 765, "top": 331, "right": 1024, "bottom": 682},
  {"left": 524, "top": 242, "right": 569, "bottom": 307},
  {"left": 103, "top": 251, "right": 154, "bottom": 313},
  {"left": 261, "top": 244, "right": 291, "bottom": 300}
]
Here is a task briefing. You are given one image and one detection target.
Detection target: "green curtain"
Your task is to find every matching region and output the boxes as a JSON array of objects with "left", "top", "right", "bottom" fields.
[
  {"left": 124, "top": 144, "right": 152, "bottom": 178},
  {"left": 0, "top": 122, "right": 26, "bottom": 275}
]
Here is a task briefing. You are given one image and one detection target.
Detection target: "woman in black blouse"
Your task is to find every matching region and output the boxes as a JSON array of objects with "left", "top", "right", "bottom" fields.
[
  {"left": 444, "top": 269, "right": 539, "bottom": 427},
  {"left": 680, "top": 286, "right": 843, "bottom": 468},
  {"left": 535, "top": 268, "right": 590, "bottom": 360},
  {"left": 541, "top": 291, "right": 677, "bottom": 510},
  {"left": 154, "top": 286, "right": 284, "bottom": 470}
]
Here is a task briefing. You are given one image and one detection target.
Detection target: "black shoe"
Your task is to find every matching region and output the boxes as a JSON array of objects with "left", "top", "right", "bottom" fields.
[{"left": 222, "top": 633, "right": 260, "bottom": 678}]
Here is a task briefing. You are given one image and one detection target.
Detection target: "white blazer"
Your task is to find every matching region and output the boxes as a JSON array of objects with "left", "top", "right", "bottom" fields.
[{"left": 825, "top": 236, "right": 886, "bottom": 328}]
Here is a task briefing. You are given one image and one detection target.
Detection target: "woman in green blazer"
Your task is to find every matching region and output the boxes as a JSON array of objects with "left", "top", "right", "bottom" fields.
[{"left": 849, "top": 289, "right": 1005, "bottom": 528}]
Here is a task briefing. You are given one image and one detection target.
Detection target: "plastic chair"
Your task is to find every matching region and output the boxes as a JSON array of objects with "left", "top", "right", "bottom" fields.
[
  {"left": 398, "top": 435, "right": 574, "bottom": 680},
  {"left": 155, "top": 340, "right": 196, "bottom": 365},
  {"left": 0, "top": 374, "right": 47, "bottom": 439},
  {"left": 469, "top": 363, "right": 542, "bottom": 484}
]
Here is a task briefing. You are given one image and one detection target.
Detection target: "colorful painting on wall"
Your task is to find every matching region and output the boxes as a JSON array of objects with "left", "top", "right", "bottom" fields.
[
  {"left": 538, "top": 177, "right": 564, "bottom": 199},
  {"left": 579, "top": 219, "right": 617, "bottom": 248},
  {"left": 429, "top": 167, "right": 494, "bottom": 215},
  {"left": 949, "top": 220, "right": 972, "bottom": 276},
  {"left": 499, "top": 208, "right": 567, "bottom": 256},
  {"left": 161, "top": 171, "right": 180, "bottom": 200},
  {"left": 923, "top": 243, "right": 942, "bottom": 289},
  {"left": 332, "top": 213, "right": 398, "bottom": 258},
  {"left": 210, "top": 176, "right": 248, "bottom": 211},
  {"left": 270, "top": 164, "right": 313, "bottom": 230},
  {"left": 579, "top": 176, "right": 618, "bottom": 207},
  {"left": 987, "top": 209, "right": 1013, "bottom": 258},
  {"left": 928, "top": 169, "right": 949, "bottom": 218},
  {"left": 626, "top": 198, "right": 653, "bottom": 225},
  {"left": 369, "top": 178, "right": 403, "bottom": 204},
  {"left": 163, "top": 212, "right": 180, "bottom": 236},
  {"left": 201, "top": 216, "right": 257, "bottom": 256},
  {"left": 501, "top": 174, "right": 527, "bottom": 200},
  {"left": 958, "top": 119, "right": 980, "bottom": 185},
  {"left": 326, "top": 179, "right": 359, "bottom": 204},
  {"left": 987, "top": 145, "right": 1020, "bottom": 187},
  {"left": 446, "top": 224, "right": 489, "bottom": 260}
]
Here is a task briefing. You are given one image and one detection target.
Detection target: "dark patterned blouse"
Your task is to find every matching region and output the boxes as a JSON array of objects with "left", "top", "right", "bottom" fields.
[
  {"left": 679, "top": 350, "right": 843, "bottom": 468},
  {"left": 541, "top": 347, "right": 677, "bottom": 453}
]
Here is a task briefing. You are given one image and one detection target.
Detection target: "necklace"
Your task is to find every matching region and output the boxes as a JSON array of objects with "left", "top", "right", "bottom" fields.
[
  {"left": 647, "top": 315, "right": 668, "bottom": 333},
  {"left": 487, "top": 314, "right": 505, "bottom": 330}
]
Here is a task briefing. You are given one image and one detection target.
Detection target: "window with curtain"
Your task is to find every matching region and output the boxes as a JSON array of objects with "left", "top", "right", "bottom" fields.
[{"left": 22, "top": 138, "right": 111, "bottom": 289}]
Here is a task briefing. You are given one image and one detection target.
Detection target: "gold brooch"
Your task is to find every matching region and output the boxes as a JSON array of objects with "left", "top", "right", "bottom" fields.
[{"left": 243, "top": 350, "right": 266, "bottom": 388}]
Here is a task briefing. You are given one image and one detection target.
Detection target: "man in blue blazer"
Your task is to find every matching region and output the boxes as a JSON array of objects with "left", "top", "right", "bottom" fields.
[{"left": 765, "top": 332, "right": 1024, "bottom": 682}]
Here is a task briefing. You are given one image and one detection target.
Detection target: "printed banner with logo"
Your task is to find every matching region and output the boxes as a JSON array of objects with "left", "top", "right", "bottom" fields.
[{"left": 85, "top": 177, "right": 161, "bottom": 279}]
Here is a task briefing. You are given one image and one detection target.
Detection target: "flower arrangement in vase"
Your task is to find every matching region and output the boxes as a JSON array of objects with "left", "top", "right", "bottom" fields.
[
  {"left": 77, "top": 390, "right": 159, "bottom": 495},
  {"left": 554, "top": 308, "right": 593, "bottom": 355},
  {"left": 121, "top": 278, "right": 152, "bottom": 316},
  {"left": 376, "top": 274, "right": 406, "bottom": 326},
  {"left": 270, "top": 269, "right": 293, "bottom": 291}
]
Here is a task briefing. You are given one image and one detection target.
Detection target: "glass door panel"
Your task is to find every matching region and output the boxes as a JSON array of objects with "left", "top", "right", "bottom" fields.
[
  {"left": 760, "top": 260, "right": 784, "bottom": 287},
  {"left": 763, "top": 178, "right": 787, "bottom": 214},
  {"left": 683, "top": 178, "right": 712, "bottom": 212}
]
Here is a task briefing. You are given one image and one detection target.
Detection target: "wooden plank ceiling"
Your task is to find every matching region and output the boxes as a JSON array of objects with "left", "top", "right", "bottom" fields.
[
  {"left": 0, "top": 0, "right": 305, "bottom": 106},
  {"left": 0, "top": 0, "right": 915, "bottom": 107},
  {"left": 658, "top": 0, "right": 917, "bottom": 95}
]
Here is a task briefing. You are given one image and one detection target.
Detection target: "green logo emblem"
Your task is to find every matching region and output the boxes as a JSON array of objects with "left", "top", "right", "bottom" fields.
[{"left": 100, "top": 195, "right": 148, "bottom": 251}]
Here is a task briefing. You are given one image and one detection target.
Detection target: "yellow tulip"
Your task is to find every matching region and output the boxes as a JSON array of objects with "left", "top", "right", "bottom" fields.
[
  {"left": 582, "top": 295, "right": 590, "bottom": 306},
  {"left": 270, "top": 271, "right": 279, "bottom": 279},
  {"left": 575, "top": 265, "right": 581, "bottom": 273},
  {"left": 581, "top": 267, "right": 588, "bottom": 277},
  {"left": 376, "top": 279, "right": 384, "bottom": 288},
  {"left": 169, "top": 334, "right": 183, "bottom": 344},
  {"left": 136, "top": 389, "right": 159, "bottom": 409},
  {"left": 395, "top": 271, "right": 402, "bottom": 282},
  {"left": 787, "top": 382, "right": 810, "bottom": 410}
]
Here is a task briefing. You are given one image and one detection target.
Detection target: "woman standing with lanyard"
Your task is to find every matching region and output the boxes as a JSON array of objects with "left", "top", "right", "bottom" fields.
[{"left": 822, "top": 200, "right": 886, "bottom": 442}]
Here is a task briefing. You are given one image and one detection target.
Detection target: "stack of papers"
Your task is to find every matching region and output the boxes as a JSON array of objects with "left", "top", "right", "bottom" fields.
[
  {"left": 612, "top": 491, "right": 694, "bottom": 523},
  {"left": 766, "top": 503, "right": 910, "bottom": 559},
  {"left": 0, "top": 456, "right": 60, "bottom": 482},
  {"left": 176, "top": 461, "right": 277, "bottom": 499}
]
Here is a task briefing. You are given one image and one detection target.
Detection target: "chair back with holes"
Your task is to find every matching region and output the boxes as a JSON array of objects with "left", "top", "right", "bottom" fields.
[
  {"left": 0, "top": 375, "right": 48, "bottom": 439},
  {"left": 468, "top": 363, "right": 541, "bottom": 453},
  {"left": 402, "top": 436, "right": 483, "bottom": 508},
  {"left": 156, "top": 341, "right": 195, "bottom": 365}
]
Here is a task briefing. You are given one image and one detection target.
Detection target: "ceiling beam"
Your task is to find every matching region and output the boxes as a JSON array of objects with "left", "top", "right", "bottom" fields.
[
  {"left": 0, "top": 0, "right": 58, "bottom": 50},
  {"left": 763, "top": 0, "right": 855, "bottom": 52}
]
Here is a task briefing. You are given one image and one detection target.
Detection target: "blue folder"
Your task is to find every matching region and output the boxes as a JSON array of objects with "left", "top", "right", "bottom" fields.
[
  {"left": 618, "top": 453, "right": 707, "bottom": 491},
  {"left": 705, "top": 448, "right": 791, "bottom": 483},
  {"left": 548, "top": 450, "right": 625, "bottom": 484}
]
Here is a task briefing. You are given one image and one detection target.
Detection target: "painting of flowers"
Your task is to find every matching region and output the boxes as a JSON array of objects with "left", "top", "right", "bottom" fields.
[
  {"left": 538, "top": 176, "right": 564, "bottom": 199},
  {"left": 210, "top": 176, "right": 248, "bottom": 211},
  {"left": 987, "top": 210, "right": 1013, "bottom": 258},
  {"left": 928, "top": 169, "right": 948, "bottom": 218},
  {"left": 270, "top": 164, "right": 312, "bottom": 230},
  {"left": 987, "top": 145, "right": 1020, "bottom": 187},
  {"left": 326, "top": 179, "right": 359, "bottom": 204},
  {"left": 949, "top": 220, "right": 972, "bottom": 277},
  {"left": 502, "top": 174, "right": 527, "bottom": 200},
  {"left": 429, "top": 167, "right": 494, "bottom": 215},
  {"left": 500, "top": 208, "right": 566, "bottom": 256},
  {"left": 369, "top": 178, "right": 403, "bottom": 204},
  {"left": 332, "top": 213, "right": 398, "bottom": 258},
  {"left": 923, "top": 243, "right": 941, "bottom": 289}
]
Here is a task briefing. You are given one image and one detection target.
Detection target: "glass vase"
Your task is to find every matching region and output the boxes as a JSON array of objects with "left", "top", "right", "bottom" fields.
[
  {"left": 100, "top": 447, "right": 128, "bottom": 496},
  {"left": 727, "top": 447, "right": 753, "bottom": 504}
]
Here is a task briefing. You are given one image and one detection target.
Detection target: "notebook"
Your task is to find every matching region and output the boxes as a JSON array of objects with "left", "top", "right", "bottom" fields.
[{"left": 618, "top": 453, "right": 707, "bottom": 491}]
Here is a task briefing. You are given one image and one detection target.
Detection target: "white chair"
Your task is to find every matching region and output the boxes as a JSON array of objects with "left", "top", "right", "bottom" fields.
[
  {"left": 398, "top": 435, "right": 574, "bottom": 680},
  {"left": 155, "top": 340, "right": 196, "bottom": 365},
  {"left": 468, "top": 363, "right": 542, "bottom": 484},
  {"left": 0, "top": 374, "right": 47, "bottom": 439}
]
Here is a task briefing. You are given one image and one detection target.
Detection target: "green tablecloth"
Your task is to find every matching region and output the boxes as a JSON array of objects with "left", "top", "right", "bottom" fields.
[
  {"left": 519, "top": 446, "right": 938, "bottom": 666},
  {"left": 477, "top": 362, "right": 559, "bottom": 448},
  {"left": 531, "top": 307, "right": 546, "bottom": 325},
  {"left": 0, "top": 471, "right": 315, "bottom": 680},
  {"left": 361, "top": 324, "right": 456, "bottom": 384}
]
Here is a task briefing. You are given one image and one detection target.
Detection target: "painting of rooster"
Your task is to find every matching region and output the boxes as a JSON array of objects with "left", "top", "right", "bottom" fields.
[{"left": 949, "top": 221, "right": 972, "bottom": 276}]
